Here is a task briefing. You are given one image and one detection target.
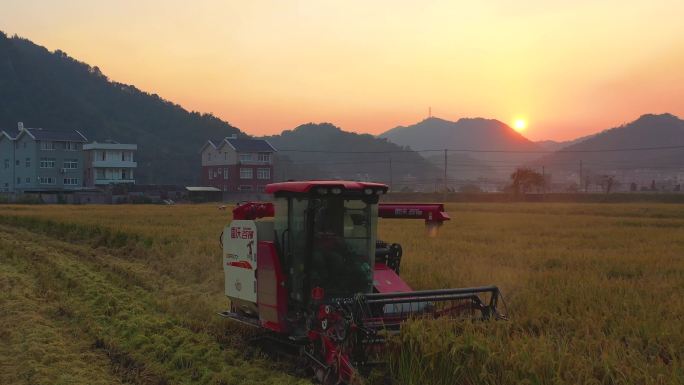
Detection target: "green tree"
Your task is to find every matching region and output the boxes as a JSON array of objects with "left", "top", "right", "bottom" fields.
[{"left": 509, "top": 168, "right": 545, "bottom": 194}]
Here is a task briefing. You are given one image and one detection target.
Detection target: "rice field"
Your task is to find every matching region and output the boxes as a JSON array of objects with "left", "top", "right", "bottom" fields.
[{"left": 0, "top": 202, "right": 683, "bottom": 385}]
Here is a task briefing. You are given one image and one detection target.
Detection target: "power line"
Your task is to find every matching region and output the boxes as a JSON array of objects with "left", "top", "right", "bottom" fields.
[
  {"left": 275, "top": 143, "right": 684, "bottom": 155},
  {"left": 279, "top": 157, "right": 684, "bottom": 169}
]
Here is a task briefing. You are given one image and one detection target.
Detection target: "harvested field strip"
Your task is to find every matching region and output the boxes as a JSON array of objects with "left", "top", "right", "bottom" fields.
[
  {"left": 0, "top": 226, "right": 307, "bottom": 385},
  {"left": 0, "top": 252, "right": 125, "bottom": 385},
  {"left": 0, "top": 212, "right": 245, "bottom": 341}
]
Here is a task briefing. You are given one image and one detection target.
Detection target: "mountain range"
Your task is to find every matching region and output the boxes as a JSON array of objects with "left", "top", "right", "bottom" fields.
[
  {"left": 379, "top": 117, "right": 544, "bottom": 178},
  {"left": 380, "top": 117, "right": 542, "bottom": 156},
  {"left": 1, "top": 31, "right": 682, "bottom": 187},
  {"left": 534, "top": 113, "right": 684, "bottom": 176},
  {"left": 264, "top": 123, "right": 441, "bottom": 186},
  {"left": 535, "top": 133, "right": 595, "bottom": 151}
]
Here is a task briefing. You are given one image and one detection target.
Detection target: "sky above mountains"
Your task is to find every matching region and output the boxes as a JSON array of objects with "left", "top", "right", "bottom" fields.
[{"left": 2, "top": 0, "right": 683, "bottom": 140}]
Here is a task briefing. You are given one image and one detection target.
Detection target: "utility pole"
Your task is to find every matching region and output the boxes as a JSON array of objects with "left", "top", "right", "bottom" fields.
[
  {"left": 443, "top": 149, "right": 448, "bottom": 200},
  {"left": 579, "top": 160, "right": 583, "bottom": 193},
  {"left": 542, "top": 166, "right": 546, "bottom": 195},
  {"left": 388, "top": 156, "right": 393, "bottom": 190}
]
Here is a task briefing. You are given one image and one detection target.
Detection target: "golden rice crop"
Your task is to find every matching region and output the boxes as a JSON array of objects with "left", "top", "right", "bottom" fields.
[{"left": 0, "top": 202, "right": 683, "bottom": 384}]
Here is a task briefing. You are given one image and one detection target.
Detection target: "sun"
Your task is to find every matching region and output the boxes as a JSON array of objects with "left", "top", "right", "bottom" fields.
[{"left": 513, "top": 118, "right": 527, "bottom": 132}]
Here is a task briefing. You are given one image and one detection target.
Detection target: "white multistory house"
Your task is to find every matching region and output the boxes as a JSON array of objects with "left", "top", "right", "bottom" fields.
[
  {"left": 83, "top": 141, "right": 137, "bottom": 187},
  {"left": 0, "top": 122, "right": 87, "bottom": 192}
]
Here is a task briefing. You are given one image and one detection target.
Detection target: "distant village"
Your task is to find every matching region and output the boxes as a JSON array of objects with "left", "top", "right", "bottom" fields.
[
  {"left": 0, "top": 120, "right": 682, "bottom": 204},
  {"left": 0, "top": 122, "right": 278, "bottom": 203}
]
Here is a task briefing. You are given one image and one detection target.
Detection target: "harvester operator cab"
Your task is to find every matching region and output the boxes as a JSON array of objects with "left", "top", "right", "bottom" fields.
[{"left": 272, "top": 182, "right": 386, "bottom": 310}]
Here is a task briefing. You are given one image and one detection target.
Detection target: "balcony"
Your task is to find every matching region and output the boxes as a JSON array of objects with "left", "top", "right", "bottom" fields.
[
  {"left": 92, "top": 160, "right": 137, "bottom": 168},
  {"left": 94, "top": 178, "right": 135, "bottom": 185},
  {"left": 237, "top": 160, "right": 271, "bottom": 166}
]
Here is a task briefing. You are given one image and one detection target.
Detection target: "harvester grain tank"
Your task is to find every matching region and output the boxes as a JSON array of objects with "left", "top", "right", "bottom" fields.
[{"left": 219, "top": 181, "right": 504, "bottom": 384}]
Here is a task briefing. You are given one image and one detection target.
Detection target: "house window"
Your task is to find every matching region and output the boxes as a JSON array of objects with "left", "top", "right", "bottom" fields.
[
  {"left": 39, "top": 176, "right": 55, "bottom": 185},
  {"left": 258, "top": 153, "right": 271, "bottom": 162},
  {"left": 41, "top": 141, "right": 55, "bottom": 150},
  {"left": 25, "top": 177, "right": 30, "bottom": 184},
  {"left": 15, "top": 160, "right": 19, "bottom": 166},
  {"left": 3, "top": 159, "right": 8, "bottom": 169},
  {"left": 65, "top": 142, "right": 79, "bottom": 151},
  {"left": 257, "top": 168, "right": 270, "bottom": 180},
  {"left": 257, "top": 185, "right": 266, "bottom": 192},
  {"left": 40, "top": 158, "right": 56, "bottom": 168},
  {"left": 224, "top": 152, "right": 228, "bottom": 160},
  {"left": 239, "top": 153, "right": 252, "bottom": 162},
  {"left": 101, "top": 151, "right": 106, "bottom": 161},
  {"left": 63, "top": 159, "right": 78, "bottom": 169},
  {"left": 16, "top": 178, "right": 20, "bottom": 185},
  {"left": 208, "top": 152, "right": 212, "bottom": 161},
  {"left": 208, "top": 168, "right": 213, "bottom": 180},
  {"left": 25, "top": 158, "right": 31, "bottom": 168},
  {"left": 240, "top": 168, "right": 253, "bottom": 179},
  {"left": 223, "top": 168, "right": 229, "bottom": 179},
  {"left": 64, "top": 178, "right": 80, "bottom": 186},
  {"left": 238, "top": 185, "right": 253, "bottom": 191},
  {"left": 96, "top": 169, "right": 105, "bottom": 179}
]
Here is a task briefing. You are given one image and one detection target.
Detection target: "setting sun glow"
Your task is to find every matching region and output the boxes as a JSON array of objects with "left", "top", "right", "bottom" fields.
[
  {"left": 2, "top": 1, "right": 684, "bottom": 139},
  {"left": 513, "top": 119, "right": 527, "bottom": 132}
]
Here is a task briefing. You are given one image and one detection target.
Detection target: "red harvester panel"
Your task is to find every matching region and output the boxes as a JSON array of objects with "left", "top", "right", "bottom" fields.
[
  {"left": 256, "top": 241, "right": 289, "bottom": 332},
  {"left": 373, "top": 263, "right": 413, "bottom": 293}
]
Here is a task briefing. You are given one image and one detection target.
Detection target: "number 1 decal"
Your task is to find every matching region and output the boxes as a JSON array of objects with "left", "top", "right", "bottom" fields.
[{"left": 247, "top": 240, "right": 254, "bottom": 261}]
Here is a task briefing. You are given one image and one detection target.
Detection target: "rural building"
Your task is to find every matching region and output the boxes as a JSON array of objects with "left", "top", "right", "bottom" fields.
[
  {"left": 185, "top": 186, "right": 223, "bottom": 202},
  {"left": 0, "top": 122, "right": 87, "bottom": 192},
  {"left": 83, "top": 141, "right": 137, "bottom": 187},
  {"left": 200, "top": 135, "right": 276, "bottom": 192}
]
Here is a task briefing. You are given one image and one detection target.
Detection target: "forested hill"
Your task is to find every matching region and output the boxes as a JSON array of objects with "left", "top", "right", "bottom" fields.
[
  {"left": 0, "top": 32, "right": 241, "bottom": 185},
  {"left": 534, "top": 113, "right": 684, "bottom": 174},
  {"left": 264, "top": 123, "right": 442, "bottom": 188},
  {"left": 380, "top": 117, "right": 543, "bottom": 164}
]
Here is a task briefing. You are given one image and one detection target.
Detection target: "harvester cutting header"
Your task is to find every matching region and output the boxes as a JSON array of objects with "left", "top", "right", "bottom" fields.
[{"left": 219, "top": 180, "right": 504, "bottom": 384}]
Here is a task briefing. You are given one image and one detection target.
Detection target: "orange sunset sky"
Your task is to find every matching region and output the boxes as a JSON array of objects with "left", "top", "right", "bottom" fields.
[{"left": 2, "top": 0, "right": 683, "bottom": 140}]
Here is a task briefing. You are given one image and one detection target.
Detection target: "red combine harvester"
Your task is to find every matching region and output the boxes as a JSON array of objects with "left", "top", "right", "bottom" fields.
[{"left": 219, "top": 181, "right": 504, "bottom": 384}]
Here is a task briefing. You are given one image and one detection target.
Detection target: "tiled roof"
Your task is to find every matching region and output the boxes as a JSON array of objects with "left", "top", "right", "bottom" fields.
[
  {"left": 0, "top": 128, "right": 20, "bottom": 139},
  {"left": 225, "top": 138, "right": 276, "bottom": 152},
  {"left": 0, "top": 127, "right": 88, "bottom": 142},
  {"left": 27, "top": 129, "right": 88, "bottom": 142}
]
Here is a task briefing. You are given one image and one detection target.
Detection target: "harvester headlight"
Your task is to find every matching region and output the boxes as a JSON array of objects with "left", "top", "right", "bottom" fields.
[
  {"left": 331, "top": 188, "right": 342, "bottom": 195},
  {"left": 321, "top": 318, "right": 328, "bottom": 330},
  {"left": 364, "top": 188, "right": 373, "bottom": 195},
  {"left": 317, "top": 188, "right": 328, "bottom": 195},
  {"left": 375, "top": 189, "right": 384, "bottom": 195}
]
